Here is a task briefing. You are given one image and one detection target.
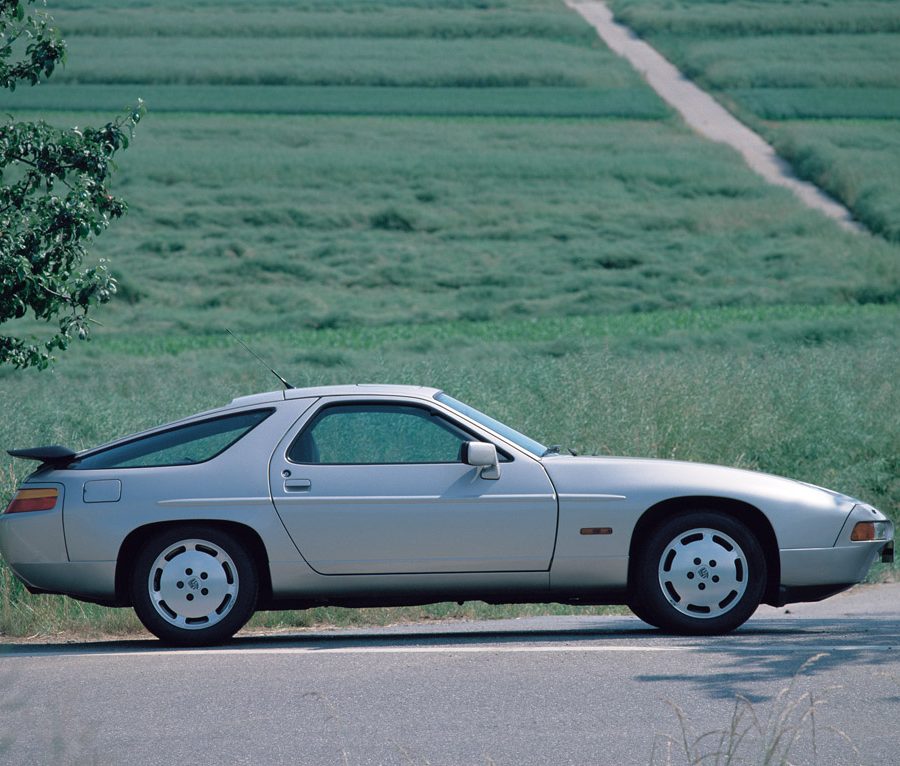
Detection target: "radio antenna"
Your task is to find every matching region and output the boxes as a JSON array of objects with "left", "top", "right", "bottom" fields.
[{"left": 225, "top": 328, "right": 294, "bottom": 390}]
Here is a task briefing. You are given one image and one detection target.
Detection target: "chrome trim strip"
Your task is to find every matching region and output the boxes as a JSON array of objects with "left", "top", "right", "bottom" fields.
[
  {"left": 274, "top": 494, "right": 558, "bottom": 505},
  {"left": 558, "top": 494, "right": 627, "bottom": 501},
  {"left": 157, "top": 497, "right": 273, "bottom": 507}
]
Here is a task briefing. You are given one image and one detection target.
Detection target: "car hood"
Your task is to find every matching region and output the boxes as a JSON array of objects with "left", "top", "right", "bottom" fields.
[{"left": 540, "top": 455, "right": 859, "bottom": 512}]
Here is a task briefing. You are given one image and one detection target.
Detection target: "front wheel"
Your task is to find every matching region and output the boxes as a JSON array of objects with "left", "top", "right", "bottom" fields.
[
  {"left": 131, "top": 525, "right": 258, "bottom": 645},
  {"left": 631, "top": 512, "right": 766, "bottom": 634}
]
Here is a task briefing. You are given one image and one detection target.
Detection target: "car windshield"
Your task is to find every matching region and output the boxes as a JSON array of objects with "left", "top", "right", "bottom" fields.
[{"left": 434, "top": 393, "right": 547, "bottom": 458}]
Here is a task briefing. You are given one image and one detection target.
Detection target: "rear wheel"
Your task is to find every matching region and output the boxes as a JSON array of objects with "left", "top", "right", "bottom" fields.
[
  {"left": 631, "top": 511, "right": 765, "bottom": 634},
  {"left": 131, "top": 526, "right": 258, "bottom": 645}
]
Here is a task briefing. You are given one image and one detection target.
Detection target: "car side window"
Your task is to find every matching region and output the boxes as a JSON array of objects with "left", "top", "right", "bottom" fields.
[
  {"left": 74, "top": 409, "right": 274, "bottom": 469},
  {"left": 288, "top": 404, "right": 470, "bottom": 465}
]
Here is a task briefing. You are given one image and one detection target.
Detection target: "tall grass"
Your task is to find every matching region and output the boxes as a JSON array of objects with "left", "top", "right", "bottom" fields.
[
  {"left": 614, "top": 0, "right": 900, "bottom": 38},
  {"left": 51, "top": 7, "right": 600, "bottom": 42},
  {"left": 51, "top": 0, "right": 561, "bottom": 8},
  {"left": 37, "top": 1, "right": 627, "bottom": 90},
  {"left": 766, "top": 120, "right": 900, "bottom": 243},
  {"left": 725, "top": 88, "right": 900, "bottom": 120},
  {"left": 52, "top": 37, "right": 632, "bottom": 88},
  {"left": 672, "top": 35, "right": 900, "bottom": 90},
  {"left": 651, "top": 655, "right": 858, "bottom": 765}
]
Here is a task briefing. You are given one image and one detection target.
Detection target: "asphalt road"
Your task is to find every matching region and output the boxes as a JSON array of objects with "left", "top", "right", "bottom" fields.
[{"left": 1, "top": 584, "right": 898, "bottom": 766}]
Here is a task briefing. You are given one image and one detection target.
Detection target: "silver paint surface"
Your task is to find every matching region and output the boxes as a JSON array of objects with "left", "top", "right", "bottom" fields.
[{"left": 0, "top": 384, "right": 892, "bottom": 609}]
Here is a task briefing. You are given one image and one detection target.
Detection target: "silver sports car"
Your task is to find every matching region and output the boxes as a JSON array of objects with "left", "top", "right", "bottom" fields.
[{"left": 1, "top": 384, "right": 893, "bottom": 645}]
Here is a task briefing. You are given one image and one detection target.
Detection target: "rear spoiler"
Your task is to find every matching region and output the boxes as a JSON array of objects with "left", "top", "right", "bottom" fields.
[{"left": 7, "top": 446, "right": 77, "bottom": 468}]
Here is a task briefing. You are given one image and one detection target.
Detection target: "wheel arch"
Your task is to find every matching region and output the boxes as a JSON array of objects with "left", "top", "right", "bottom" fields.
[
  {"left": 628, "top": 496, "right": 781, "bottom": 606},
  {"left": 115, "top": 520, "right": 273, "bottom": 608}
]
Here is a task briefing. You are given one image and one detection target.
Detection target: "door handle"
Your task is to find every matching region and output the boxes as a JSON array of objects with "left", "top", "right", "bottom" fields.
[{"left": 284, "top": 479, "right": 311, "bottom": 492}]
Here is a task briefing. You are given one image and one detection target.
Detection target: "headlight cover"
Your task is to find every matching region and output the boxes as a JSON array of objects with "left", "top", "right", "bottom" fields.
[{"left": 850, "top": 520, "right": 893, "bottom": 542}]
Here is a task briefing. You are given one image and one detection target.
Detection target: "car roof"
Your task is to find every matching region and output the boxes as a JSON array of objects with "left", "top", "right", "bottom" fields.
[{"left": 228, "top": 383, "right": 442, "bottom": 409}]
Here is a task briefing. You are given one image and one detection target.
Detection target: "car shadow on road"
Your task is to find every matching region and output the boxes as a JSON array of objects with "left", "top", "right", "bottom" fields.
[
  {"left": 632, "top": 616, "right": 900, "bottom": 702},
  {"left": 0, "top": 619, "right": 654, "bottom": 656},
  {"left": 2, "top": 614, "right": 897, "bottom": 670}
]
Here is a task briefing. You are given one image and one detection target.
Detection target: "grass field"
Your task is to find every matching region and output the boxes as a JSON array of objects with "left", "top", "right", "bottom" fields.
[
  {"left": 5, "top": 112, "right": 897, "bottom": 338},
  {"left": 1, "top": 0, "right": 897, "bottom": 638},
  {"left": 608, "top": 0, "right": 900, "bottom": 242}
]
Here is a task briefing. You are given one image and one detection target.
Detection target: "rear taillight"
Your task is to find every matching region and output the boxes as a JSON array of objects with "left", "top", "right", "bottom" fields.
[{"left": 3, "top": 488, "right": 59, "bottom": 514}]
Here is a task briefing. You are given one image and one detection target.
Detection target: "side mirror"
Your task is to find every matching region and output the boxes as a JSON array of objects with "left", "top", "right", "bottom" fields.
[{"left": 462, "top": 441, "right": 500, "bottom": 480}]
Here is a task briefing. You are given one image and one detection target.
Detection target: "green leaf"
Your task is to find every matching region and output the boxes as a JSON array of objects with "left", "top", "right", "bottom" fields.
[{"left": 0, "top": 3, "right": 141, "bottom": 369}]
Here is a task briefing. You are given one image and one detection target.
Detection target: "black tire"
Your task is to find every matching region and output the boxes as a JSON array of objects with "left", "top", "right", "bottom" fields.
[
  {"left": 131, "top": 525, "right": 258, "bottom": 646},
  {"left": 631, "top": 511, "right": 766, "bottom": 635},
  {"left": 627, "top": 594, "right": 663, "bottom": 629}
]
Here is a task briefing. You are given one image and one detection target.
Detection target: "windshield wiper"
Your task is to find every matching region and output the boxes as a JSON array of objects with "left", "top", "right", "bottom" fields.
[{"left": 542, "top": 445, "right": 578, "bottom": 457}]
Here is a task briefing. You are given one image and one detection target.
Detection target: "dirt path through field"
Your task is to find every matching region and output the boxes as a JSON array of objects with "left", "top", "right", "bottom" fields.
[{"left": 566, "top": 1, "right": 862, "bottom": 232}]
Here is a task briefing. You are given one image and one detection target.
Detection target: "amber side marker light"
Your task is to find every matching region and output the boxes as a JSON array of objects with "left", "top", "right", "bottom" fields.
[
  {"left": 850, "top": 521, "right": 890, "bottom": 542},
  {"left": 3, "top": 488, "right": 59, "bottom": 514}
]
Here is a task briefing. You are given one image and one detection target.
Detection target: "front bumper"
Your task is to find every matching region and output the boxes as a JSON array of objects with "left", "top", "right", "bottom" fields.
[{"left": 778, "top": 503, "right": 893, "bottom": 602}]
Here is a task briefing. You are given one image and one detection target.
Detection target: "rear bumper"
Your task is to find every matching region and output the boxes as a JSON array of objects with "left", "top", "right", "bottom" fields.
[
  {"left": 1, "top": 493, "right": 118, "bottom": 603},
  {"left": 6, "top": 561, "right": 118, "bottom": 603},
  {"left": 1, "top": 496, "right": 70, "bottom": 593},
  {"left": 0, "top": 485, "right": 68, "bottom": 566}
]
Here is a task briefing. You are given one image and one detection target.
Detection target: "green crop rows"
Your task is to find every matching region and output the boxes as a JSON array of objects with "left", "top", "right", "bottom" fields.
[{"left": 610, "top": 0, "right": 900, "bottom": 242}]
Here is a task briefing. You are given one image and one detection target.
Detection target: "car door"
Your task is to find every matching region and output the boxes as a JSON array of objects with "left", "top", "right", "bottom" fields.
[{"left": 269, "top": 398, "right": 558, "bottom": 575}]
